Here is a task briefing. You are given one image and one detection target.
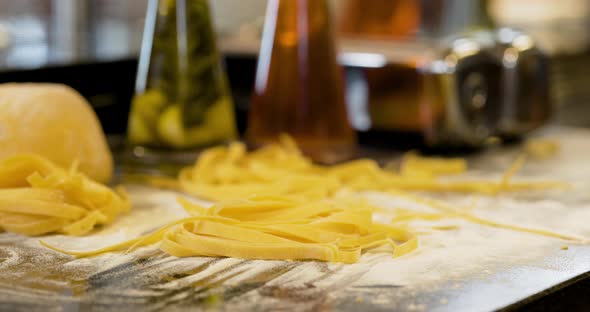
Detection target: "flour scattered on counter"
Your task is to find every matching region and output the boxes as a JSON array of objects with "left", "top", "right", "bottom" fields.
[
  {"left": 38, "top": 187, "right": 189, "bottom": 252},
  {"left": 2, "top": 127, "right": 590, "bottom": 311}
]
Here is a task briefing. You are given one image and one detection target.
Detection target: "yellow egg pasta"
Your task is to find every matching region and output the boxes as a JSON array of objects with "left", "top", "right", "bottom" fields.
[
  {"left": 177, "top": 136, "right": 564, "bottom": 201},
  {"left": 0, "top": 154, "right": 130, "bottom": 236},
  {"left": 399, "top": 152, "right": 467, "bottom": 177},
  {"left": 43, "top": 195, "right": 418, "bottom": 263},
  {"left": 43, "top": 137, "right": 578, "bottom": 264}
]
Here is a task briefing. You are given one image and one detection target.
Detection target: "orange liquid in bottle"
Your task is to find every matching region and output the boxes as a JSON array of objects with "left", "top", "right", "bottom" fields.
[
  {"left": 339, "top": 0, "right": 421, "bottom": 40},
  {"left": 247, "top": 0, "right": 357, "bottom": 164}
]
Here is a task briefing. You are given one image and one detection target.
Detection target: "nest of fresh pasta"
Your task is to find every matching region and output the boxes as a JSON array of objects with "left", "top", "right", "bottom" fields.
[
  {"left": 0, "top": 154, "right": 129, "bottom": 236},
  {"left": 42, "top": 136, "right": 583, "bottom": 263}
]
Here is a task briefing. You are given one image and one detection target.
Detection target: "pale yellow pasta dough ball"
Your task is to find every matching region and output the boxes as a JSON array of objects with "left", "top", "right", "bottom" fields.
[{"left": 0, "top": 83, "right": 113, "bottom": 183}]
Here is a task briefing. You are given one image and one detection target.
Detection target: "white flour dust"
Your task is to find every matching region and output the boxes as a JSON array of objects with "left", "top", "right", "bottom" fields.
[{"left": 1, "top": 127, "right": 590, "bottom": 311}]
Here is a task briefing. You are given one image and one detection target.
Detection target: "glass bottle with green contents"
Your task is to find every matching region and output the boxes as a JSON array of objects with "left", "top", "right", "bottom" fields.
[{"left": 128, "top": 0, "right": 237, "bottom": 150}]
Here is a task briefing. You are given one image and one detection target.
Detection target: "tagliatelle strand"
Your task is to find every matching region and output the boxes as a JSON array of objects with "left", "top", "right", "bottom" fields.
[
  {"left": 177, "top": 138, "right": 579, "bottom": 243},
  {"left": 43, "top": 196, "right": 419, "bottom": 263},
  {"left": 44, "top": 138, "right": 581, "bottom": 263},
  {"left": 177, "top": 138, "right": 566, "bottom": 202},
  {"left": 385, "top": 190, "right": 586, "bottom": 242},
  {"left": 0, "top": 154, "right": 130, "bottom": 236}
]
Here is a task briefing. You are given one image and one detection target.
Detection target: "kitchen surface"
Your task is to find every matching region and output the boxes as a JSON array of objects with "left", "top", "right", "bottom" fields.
[
  {"left": 0, "top": 1, "right": 589, "bottom": 311},
  {"left": 2, "top": 127, "right": 590, "bottom": 312}
]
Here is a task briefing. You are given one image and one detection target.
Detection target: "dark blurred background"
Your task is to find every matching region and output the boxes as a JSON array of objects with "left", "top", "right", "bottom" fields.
[{"left": 0, "top": 0, "right": 588, "bottom": 135}]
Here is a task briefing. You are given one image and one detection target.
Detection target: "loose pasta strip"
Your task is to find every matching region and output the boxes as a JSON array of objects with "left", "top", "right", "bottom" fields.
[
  {"left": 43, "top": 196, "right": 418, "bottom": 263},
  {"left": 44, "top": 187, "right": 585, "bottom": 263},
  {"left": 384, "top": 190, "right": 587, "bottom": 242},
  {"left": 399, "top": 152, "right": 467, "bottom": 178},
  {"left": 0, "top": 154, "right": 130, "bottom": 236},
  {"left": 45, "top": 138, "right": 579, "bottom": 263},
  {"left": 177, "top": 137, "right": 565, "bottom": 202}
]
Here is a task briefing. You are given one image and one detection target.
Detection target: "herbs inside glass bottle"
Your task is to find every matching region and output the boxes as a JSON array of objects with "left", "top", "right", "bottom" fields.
[{"left": 128, "top": 0, "right": 237, "bottom": 149}]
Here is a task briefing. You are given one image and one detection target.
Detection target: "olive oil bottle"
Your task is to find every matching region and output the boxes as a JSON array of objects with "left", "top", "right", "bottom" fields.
[{"left": 128, "top": 0, "right": 237, "bottom": 150}]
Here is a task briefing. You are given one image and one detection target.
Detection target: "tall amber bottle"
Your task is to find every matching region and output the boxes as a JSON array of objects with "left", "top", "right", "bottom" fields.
[{"left": 247, "top": 0, "right": 356, "bottom": 164}]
